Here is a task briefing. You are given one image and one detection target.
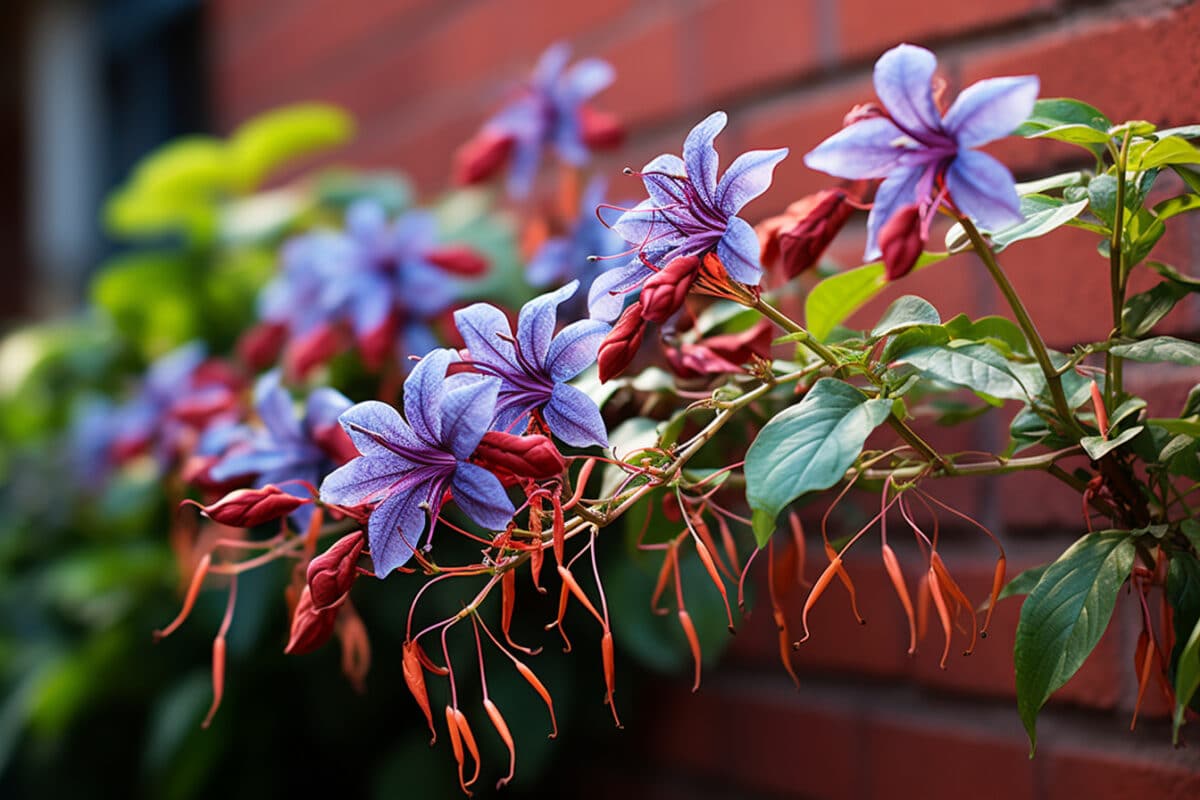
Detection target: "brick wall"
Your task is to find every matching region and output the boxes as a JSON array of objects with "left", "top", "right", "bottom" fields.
[{"left": 208, "top": 0, "right": 1200, "bottom": 796}]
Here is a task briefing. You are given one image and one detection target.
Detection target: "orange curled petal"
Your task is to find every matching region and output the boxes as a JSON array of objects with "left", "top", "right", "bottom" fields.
[
  {"left": 928, "top": 568, "right": 953, "bottom": 670},
  {"left": 201, "top": 637, "right": 225, "bottom": 730},
  {"left": 602, "top": 630, "right": 622, "bottom": 728},
  {"left": 916, "top": 571, "right": 931, "bottom": 643},
  {"left": 501, "top": 570, "right": 516, "bottom": 635},
  {"left": 798, "top": 556, "right": 843, "bottom": 643},
  {"left": 678, "top": 610, "right": 703, "bottom": 692},
  {"left": 556, "top": 565, "right": 604, "bottom": 625},
  {"left": 484, "top": 699, "right": 516, "bottom": 789},
  {"left": 403, "top": 642, "right": 437, "bottom": 744},
  {"left": 981, "top": 555, "right": 1006, "bottom": 637},
  {"left": 445, "top": 706, "right": 468, "bottom": 795},
  {"left": 693, "top": 537, "right": 735, "bottom": 633},
  {"left": 825, "top": 542, "right": 865, "bottom": 624},
  {"left": 513, "top": 659, "right": 557, "bottom": 739},
  {"left": 650, "top": 546, "right": 676, "bottom": 615},
  {"left": 155, "top": 552, "right": 212, "bottom": 641},
  {"left": 881, "top": 544, "right": 917, "bottom": 655},
  {"left": 452, "top": 708, "right": 481, "bottom": 790},
  {"left": 930, "top": 552, "right": 977, "bottom": 655}
]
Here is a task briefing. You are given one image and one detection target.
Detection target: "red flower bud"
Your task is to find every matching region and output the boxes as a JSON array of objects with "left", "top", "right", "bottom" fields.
[
  {"left": 306, "top": 531, "right": 365, "bottom": 611},
  {"left": 640, "top": 255, "right": 700, "bottom": 323},
  {"left": 312, "top": 421, "right": 358, "bottom": 465},
  {"left": 598, "top": 303, "right": 648, "bottom": 382},
  {"left": 171, "top": 386, "right": 238, "bottom": 428},
  {"left": 357, "top": 313, "right": 397, "bottom": 372},
  {"left": 424, "top": 245, "right": 489, "bottom": 277},
  {"left": 776, "top": 190, "right": 854, "bottom": 278},
  {"left": 471, "top": 431, "right": 565, "bottom": 483},
  {"left": 579, "top": 105, "right": 625, "bottom": 150},
  {"left": 880, "top": 204, "right": 925, "bottom": 281},
  {"left": 181, "top": 455, "right": 251, "bottom": 495},
  {"left": 665, "top": 319, "right": 774, "bottom": 379},
  {"left": 201, "top": 484, "right": 308, "bottom": 528},
  {"left": 843, "top": 102, "right": 886, "bottom": 127},
  {"left": 285, "top": 323, "right": 343, "bottom": 379},
  {"left": 454, "top": 129, "right": 514, "bottom": 185},
  {"left": 284, "top": 585, "right": 338, "bottom": 655},
  {"left": 238, "top": 321, "right": 288, "bottom": 370}
]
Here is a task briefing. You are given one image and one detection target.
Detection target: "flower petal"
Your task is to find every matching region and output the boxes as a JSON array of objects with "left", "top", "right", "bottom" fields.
[
  {"left": 612, "top": 198, "right": 679, "bottom": 248},
  {"left": 517, "top": 281, "right": 578, "bottom": 366},
  {"left": 945, "top": 150, "right": 1023, "bottom": 231},
  {"left": 319, "top": 454, "right": 416, "bottom": 506},
  {"left": 526, "top": 238, "right": 572, "bottom": 286},
  {"left": 451, "top": 462, "right": 515, "bottom": 531},
  {"left": 716, "top": 216, "right": 764, "bottom": 285},
  {"left": 640, "top": 153, "right": 689, "bottom": 209},
  {"left": 873, "top": 43, "right": 943, "bottom": 138},
  {"left": 943, "top": 76, "right": 1039, "bottom": 148},
  {"left": 404, "top": 349, "right": 454, "bottom": 445},
  {"left": 546, "top": 319, "right": 609, "bottom": 382},
  {"left": 803, "top": 116, "right": 911, "bottom": 179},
  {"left": 559, "top": 57, "right": 615, "bottom": 103},
  {"left": 345, "top": 200, "right": 388, "bottom": 243},
  {"left": 533, "top": 41, "right": 572, "bottom": 87},
  {"left": 716, "top": 147, "right": 788, "bottom": 213},
  {"left": 683, "top": 111, "right": 727, "bottom": 203},
  {"left": 440, "top": 376, "right": 500, "bottom": 460},
  {"left": 209, "top": 445, "right": 294, "bottom": 483},
  {"left": 338, "top": 400, "right": 422, "bottom": 457},
  {"left": 367, "top": 482, "right": 437, "bottom": 576},
  {"left": 588, "top": 260, "right": 653, "bottom": 321},
  {"left": 454, "top": 302, "right": 518, "bottom": 371},
  {"left": 254, "top": 371, "right": 302, "bottom": 444},
  {"left": 544, "top": 382, "right": 609, "bottom": 448},
  {"left": 305, "top": 388, "right": 353, "bottom": 431},
  {"left": 864, "top": 165, "right": 927, "bottom": 260}
]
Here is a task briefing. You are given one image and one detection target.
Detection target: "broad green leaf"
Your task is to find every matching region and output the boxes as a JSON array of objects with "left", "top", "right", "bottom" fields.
[
  {"left": 1088, "top": 174, "right": 1118, "bottom": 227},
  {"left": 1174, "top": 165, "right": 1200, "bottom": 195},
  {"left": 1016, "top": 98, "right": 1110, "bottom": 135},
  {"left": 745, "top": 379, "right": 892, "bottom": 546},
  {"left": 1149, "top": 261, "right": 1200, "bottom": 291},
  {"left": 945, "top": 195, "right": 1087, "bottom": 251},
  {"left": 126, "top": 136, "right": 231, "bottom": 196},
  {"left": 1015, "top": 171, "right": 1085, "bottom": 195},
  {"left": 805, "top": 253, "right": 947, "bottom": 341},
  {"left": 997, "top": 563, "right": 1050, "bottom": 601},
  {"left": 1079, "top": 425, "right": 1144, "bottom": 460},
  {"left": 1136, "top": 136, "right": 1200, "bottom": 170},
  {"left": 1107, "top": 397, "right": 1146, "bottom": 429},
  {"left": 1175, "top": 618, "right": 1200, "bottom": 744},
  {"left": 1029, "top": 124, "right": 1113, "bottom": 145},
  {"left": 228, "top": 103, "right": 354, "bottom": 190},
  {"left": 1147, "top": 418, "right": 1200, "bottom": 437},
  {"left": 1009, "top": 405, "right": 1053, "bottom": 455},
  {"left": 870, "top": 295, "right": 940, "bottom": 338},
  {"left": 1014, "top": 531, "right": 1135, "bottom": 752},
  {"left": 1122, "top": 281, "right": 1190, "bottom": 337},
  {"left": 1156, "top": 125, "right": 1200, "bottom": 140},
  {"left": 1153, "top": 193, "right": 1200, "bottom": 222},
  {"left": 1183, "top": 520, "right": 1200, "bottom": 553},
  {"left": 1110, "top": 336, "right": 1200, "bottom": 366},
  {"left": 891, "top": 342, "right": 1027, "bottom": 402}
]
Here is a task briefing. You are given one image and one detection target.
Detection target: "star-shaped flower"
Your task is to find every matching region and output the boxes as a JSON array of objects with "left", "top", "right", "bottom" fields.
[
  {"left": 804, "top": 44, "right": 1038, "bottom": 260},
  {"left": 454, "top": 281, "right": 610, "bottom": 448},
  {"left": 589, "top": 111, "right": 787, "bottom": 321},
  {"left": 319, "top": 349, "right": 515, "bottom": 576}
]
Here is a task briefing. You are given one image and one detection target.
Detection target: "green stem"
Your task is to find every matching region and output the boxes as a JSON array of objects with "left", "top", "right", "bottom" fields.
[
  {"left": 959, "top": 216, "right": 1085, "bottom": 438},
  {"left": 861, "top": 445, "right": 1081, "bottom": 481},
  {"left": 1107, "top": 130, "right": 1132, "bottom": 408},
  {"left": 752, "top": 295, "right": 950, "bottom": 472}
]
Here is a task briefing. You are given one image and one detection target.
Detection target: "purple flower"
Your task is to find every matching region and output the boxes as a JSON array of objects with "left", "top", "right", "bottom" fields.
[
  {"left": 454, "top": 281, "right": 610, "bottom": 449},
  {"left": 590, "top": 111, "right": 787, "bottom": 321},
  {"left": 803, "top": 43, "right": 1039, "bottom": 260},
  {"left": 319, "top": 349, "right": 515, "bottom": 576},
  {"left": 208, "top": 372, "right": 352, "bottom": 528},
  {"left": 526, "top": 177, "right": 628, "bottom": 302},
  {"left": 481, "top": 42, "right": 616, "bottom": 198}
]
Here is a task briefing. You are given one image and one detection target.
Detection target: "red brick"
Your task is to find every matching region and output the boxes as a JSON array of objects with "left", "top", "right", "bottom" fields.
[
  {"left": 864, "top": 709, "right": 1036, "bottom": 800},
  {"left": 990, "top": 453, "right": 1094, "bottom": 533},
  {"left": 957, "top": 4, "right": 1200, "bottom": 178},
  {"left": 692, "top": 0, "right": 822, "bottom": 102},
  {"left": 639, "top": 678, "right": 862, "bottom": 799},
  {"left": 836, "top": 0, "right": 1055, "bottom": 64},
  {"left": 1044, "top": 741, "right": 1200, "bottom": 798},
  {"left": 597, "top": 12, "right": 689, "bottom": 129}
]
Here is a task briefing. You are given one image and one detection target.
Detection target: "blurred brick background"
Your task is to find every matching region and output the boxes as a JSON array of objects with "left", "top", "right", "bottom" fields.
[{"left": 208, "top": 0, "right": 1200, "bottom": 796}]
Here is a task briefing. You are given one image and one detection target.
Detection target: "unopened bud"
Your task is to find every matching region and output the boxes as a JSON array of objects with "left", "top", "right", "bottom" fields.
[
  {"left": 880, "top": 204, "right": 925, "bottom": 281},
  {"left": 597, "top": 303, "right": 648, "bottom": 382},
  {"left": 454, "top": 129, "right": 515, "bottom": 185},
  {"left": 285, "top": 323, "right": 342, "bottom": 379},
  {"left": 424, "top": 245, "right": 489, "bottom": 277},
  {"left": 471, "top": 431, "right": 565, "bottom": 482},
  {"left": 579, "top": 105, "right": 625, "bottom": 150},
  {"left": 640, "top": 255, "right": 700, "bottom": 323},
  {"left": 237, "top": 321, "right": 288, "bottom": 370},
  {"left": 306, "top": 531, "right": 365, "bottom": 611},
  {"left": 202, "top": 484, "right": 308, "bottom": 528},
  {"left": 357, "top": 313, "right": 397, "bottom": 372},
  {"left": 284, "top": 585, "right": 338, "bottom": 655},
  {"left": 777, "top": 190, "right": 854, "bottom": 278}
]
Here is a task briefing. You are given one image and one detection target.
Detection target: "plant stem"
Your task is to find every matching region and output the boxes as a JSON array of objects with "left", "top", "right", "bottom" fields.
[
  {"left": 958, "top": 216, "right": 1085, "bottom": 438},
  {"left": 752, "top": 295, "right": 950, "bottom": 472},
  {"left": 1107, "top": 130, "right": 1132, "bottom": 408}
]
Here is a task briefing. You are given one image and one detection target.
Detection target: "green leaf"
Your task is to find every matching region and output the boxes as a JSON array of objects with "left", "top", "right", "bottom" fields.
[
  {"left": 1175, "top": 615, "right": 1200, "bottom": 744},
  {"left": 1147, "top": 417, "right": 1200, "bottom": 437},
  {"left": 998, "top": 563, "right": 1050, "bottom": 601},
  {"left": 1136, "top": 136, "right": 1200, "bottom": 170},
  {"left": 745, "top": 379, "right": 892, "bottom": 546},
  {"left": 1183, "top": 520, "right": 1200, "bottom": 553},
  {"left": 891, "top": 342, "right": 1027, "bottom": 402},
  {"left": 1107, "top": 397, "right": 1147, "bottom": 429},
  {"left": 1172, "top": 165, "right": 1200, "bottom": 195},
  {"left": 1122, "top": 281, "right": 1190, "bottom": 337},
  {"left": 805, "top": 253, "right": 947, "bottom": 341},
  {"left": 1156, "top": 125, "right": 1200, "bottom": 140},
  {"left": 1016, "top": 98, "right": 1111, "bottom": 136},
  {"left": 870, "top": 295, "right": 941, "bottom": 338},
  {"left": 1015, "top": 171, "right": 1086, "bottom": 195},
  {"left": 228, "top": 103, "right": 354, "bottom": 191},
  {"left": 1149, "top": 261, "right": 1200, "bottom": 291},
  {"left": 1088, "top": 174, "right": 1118, "bottom": 227},
  {"left": 1079, "top": 426, "right": 1144, "bottom": 460},
  {"left": 1029, "top": 124, "right": 1113, "bottom": 145},
  {"left": 1153, "top": 193, "right": 1200, "bottom": 222},
  {"left": 1110, "top": 336, "right": 1200, "bottom": 366},
  {"left": 945, "top": 195, "right": 1088, "bottom": 252},
  {"left": 1009, "top": 405, "right": 1053, "bottom": 455},
  {"left": 1014, "top": 531, "right": 1135, "bottom": 752}
]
